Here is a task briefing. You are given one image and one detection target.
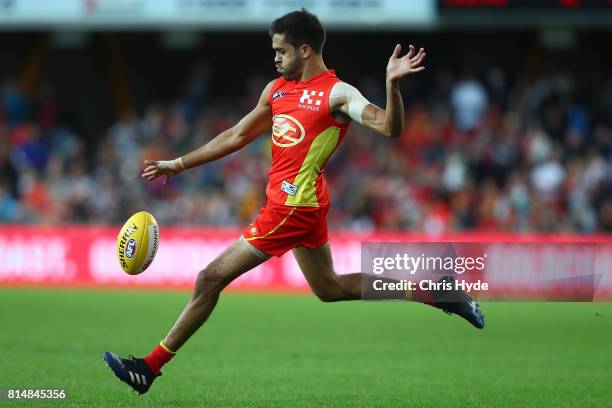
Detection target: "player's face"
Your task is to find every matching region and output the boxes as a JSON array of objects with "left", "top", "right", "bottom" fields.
[{"left": 272, "top": 34, "right": 304, "bottom": 81}]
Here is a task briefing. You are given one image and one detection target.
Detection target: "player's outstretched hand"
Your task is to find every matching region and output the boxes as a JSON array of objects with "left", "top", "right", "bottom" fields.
[
  {"left": 141, "top": 158, "right": 184, "bottom": 185},
  {"left": 386, "top": 44, "right": 426, "bottom": 82}
]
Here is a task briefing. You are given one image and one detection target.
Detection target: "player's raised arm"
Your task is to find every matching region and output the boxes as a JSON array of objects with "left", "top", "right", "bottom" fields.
[
  {"left": 331, "top": 44, "right": 425, "bottom": 138},
  {"left": 141, "top": 81, "right": 274, "bottom": 183}
]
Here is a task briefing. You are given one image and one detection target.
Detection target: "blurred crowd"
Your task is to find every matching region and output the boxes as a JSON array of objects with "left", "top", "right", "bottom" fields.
[{"left": 1, "top": 66, "right": 612, "bottom": 233}]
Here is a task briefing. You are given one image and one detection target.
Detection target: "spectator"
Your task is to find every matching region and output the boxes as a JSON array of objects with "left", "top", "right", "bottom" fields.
[{"left": 0, "top": 67, "right": 610, "bottom": 234}]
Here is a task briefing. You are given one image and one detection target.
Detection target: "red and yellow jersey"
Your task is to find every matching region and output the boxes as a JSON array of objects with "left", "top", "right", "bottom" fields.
[{"left": 266, "top": 70, "right": 350, "bottom": 208}]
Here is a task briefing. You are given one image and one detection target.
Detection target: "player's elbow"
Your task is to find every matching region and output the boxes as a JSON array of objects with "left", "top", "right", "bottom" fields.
[
  {"left": 381, "top": 118, "right": 404, "bottom": 139},
  {"left": 384, "top": 125, "right": 403, "bottom": 139},
  {"left": 388, "top": 129, "right": 402, "bottom": 139}
]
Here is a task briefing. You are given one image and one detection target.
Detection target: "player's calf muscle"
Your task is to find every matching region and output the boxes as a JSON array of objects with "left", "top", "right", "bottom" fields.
[
  {"left": 337, "top": 273, "right": 362, "bottom": 297},
  {"left": 312, "top": 273, "right": 362, "bottom": 302}
]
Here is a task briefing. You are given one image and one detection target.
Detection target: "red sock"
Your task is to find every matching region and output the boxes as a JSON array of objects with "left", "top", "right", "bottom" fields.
[{"left": 143, "top": 341, "right": 176, "bottom": 374}]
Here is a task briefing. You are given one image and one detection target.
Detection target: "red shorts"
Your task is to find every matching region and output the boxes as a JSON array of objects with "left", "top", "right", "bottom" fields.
[{"left": 242, "top": 204, "right": 329, "bottom": 257}]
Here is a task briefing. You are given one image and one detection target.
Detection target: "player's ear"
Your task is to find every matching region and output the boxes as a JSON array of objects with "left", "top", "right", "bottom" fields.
[{"left": 299, "top": 44, "right": 312, "bottom": 58}]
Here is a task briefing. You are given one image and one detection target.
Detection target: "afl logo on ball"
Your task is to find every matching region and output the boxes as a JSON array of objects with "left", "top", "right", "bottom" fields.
[
  {"left": 125, "top": 238, "right": 137, "bottom": 259},
  {"left": 272, "top": 114, "right": 305, "bottom": 147}
]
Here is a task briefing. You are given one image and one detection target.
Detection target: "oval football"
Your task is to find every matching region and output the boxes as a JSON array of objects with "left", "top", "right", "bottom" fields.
[{"left": 116, "top": 211, "right": 159, "bottom": 275}]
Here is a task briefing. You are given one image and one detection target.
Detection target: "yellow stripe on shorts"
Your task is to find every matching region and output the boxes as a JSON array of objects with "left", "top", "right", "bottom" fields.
[{"left": 245, "top": 208, "right": 296, "bottom": 241}]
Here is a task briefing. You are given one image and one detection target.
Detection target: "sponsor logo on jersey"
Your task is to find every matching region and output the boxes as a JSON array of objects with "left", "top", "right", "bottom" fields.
[
  {"left": 299, "top": 89, "right": 324, "bottom": 105},
  {"left": 298, "top": 89, "right": 324, "bottom": 111},
  {"left": 297, "top": 104, "right": 320, "bottom": 111},
  {"left": 272, "top": 91, "right": 286, "bottom": 100},
  {"left": 281, "top": 180, "right": 298, "bottom": 196},
  {"left": 272, "top": 114, "right": 305, "bottom": 147}
]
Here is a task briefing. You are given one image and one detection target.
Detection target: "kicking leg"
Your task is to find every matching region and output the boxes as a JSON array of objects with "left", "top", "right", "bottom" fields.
[
  {"left": 103, "top": 237, "right": 270, "bottom": 394},
  {"left": 163, "top": 237, "right": 269, "bottom": 351}
]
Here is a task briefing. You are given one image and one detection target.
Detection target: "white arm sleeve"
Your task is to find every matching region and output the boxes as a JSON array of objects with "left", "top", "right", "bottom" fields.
[{"left": 329, "top": 81, "right": 371, "bottom": 125}]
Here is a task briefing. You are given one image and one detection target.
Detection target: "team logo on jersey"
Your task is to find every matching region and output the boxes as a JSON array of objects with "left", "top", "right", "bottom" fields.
[
  {"left": 272, "top": 91, "right": 286, "bottom": 101},
  {"left": 271, "top": 114, "right": 305, "bottom": 147},
  {"left": 298, "top": 89, "right": 324, "bottom": 111}
]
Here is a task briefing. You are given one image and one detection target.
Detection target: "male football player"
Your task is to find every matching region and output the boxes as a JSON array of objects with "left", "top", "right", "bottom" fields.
[{"left": 104, "top": 9, "right": 484, "bottom": 395}]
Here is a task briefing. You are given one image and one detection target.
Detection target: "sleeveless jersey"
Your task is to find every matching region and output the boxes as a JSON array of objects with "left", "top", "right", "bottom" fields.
[{"left": 266, "top": 70, "right": 350, "bottom": 208}]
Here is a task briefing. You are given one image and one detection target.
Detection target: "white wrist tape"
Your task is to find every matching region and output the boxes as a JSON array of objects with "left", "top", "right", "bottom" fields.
[{"left": 158, "top": 158, "right": 184, "bottom": 172}]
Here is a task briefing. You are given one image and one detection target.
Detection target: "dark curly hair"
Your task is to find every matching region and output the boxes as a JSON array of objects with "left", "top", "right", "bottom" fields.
[{"left": 269, "top": 8, "right": 326, "bottom": 54}]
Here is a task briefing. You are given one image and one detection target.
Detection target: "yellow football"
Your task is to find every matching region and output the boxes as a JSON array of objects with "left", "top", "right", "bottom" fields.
[{"left": 116, "top": 211, "right": 159, "bottom": 275}]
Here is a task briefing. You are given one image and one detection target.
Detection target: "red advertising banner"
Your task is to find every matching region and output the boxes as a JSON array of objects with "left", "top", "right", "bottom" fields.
[{"left": 1, "top": 225, "right": 611, "bottom": 299}]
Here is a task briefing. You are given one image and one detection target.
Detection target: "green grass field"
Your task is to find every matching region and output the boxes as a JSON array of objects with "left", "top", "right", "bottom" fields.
[{"left": 1, "top": 288, "right": 611, "bottom": 407}]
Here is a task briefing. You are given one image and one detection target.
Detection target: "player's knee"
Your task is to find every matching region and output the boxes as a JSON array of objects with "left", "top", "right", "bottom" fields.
[
  {"left": 311, "top": 274, "right": 348, "bottom": 302},
  {"left": 314, "top": 289, "right": 344, "bottom": 302},
  {"left": 195, "top": 265, "right": 229, "bottom": 296},
  {"left": 316, "top": 294, "right": 338, "bottom": 302}
]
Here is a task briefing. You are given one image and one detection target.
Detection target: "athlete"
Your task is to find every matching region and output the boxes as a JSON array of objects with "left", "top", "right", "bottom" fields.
[{"left": 103, "top": 9, "right": 484, "bottom": 395}]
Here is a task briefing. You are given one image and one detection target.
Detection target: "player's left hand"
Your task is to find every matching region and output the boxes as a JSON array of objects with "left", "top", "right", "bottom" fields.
[
  {"left": 386, "top": 44, "right": 426, "bottom": 82},
  {"left": 141, "top": 158, "right": 184, "bottom": 185}
]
